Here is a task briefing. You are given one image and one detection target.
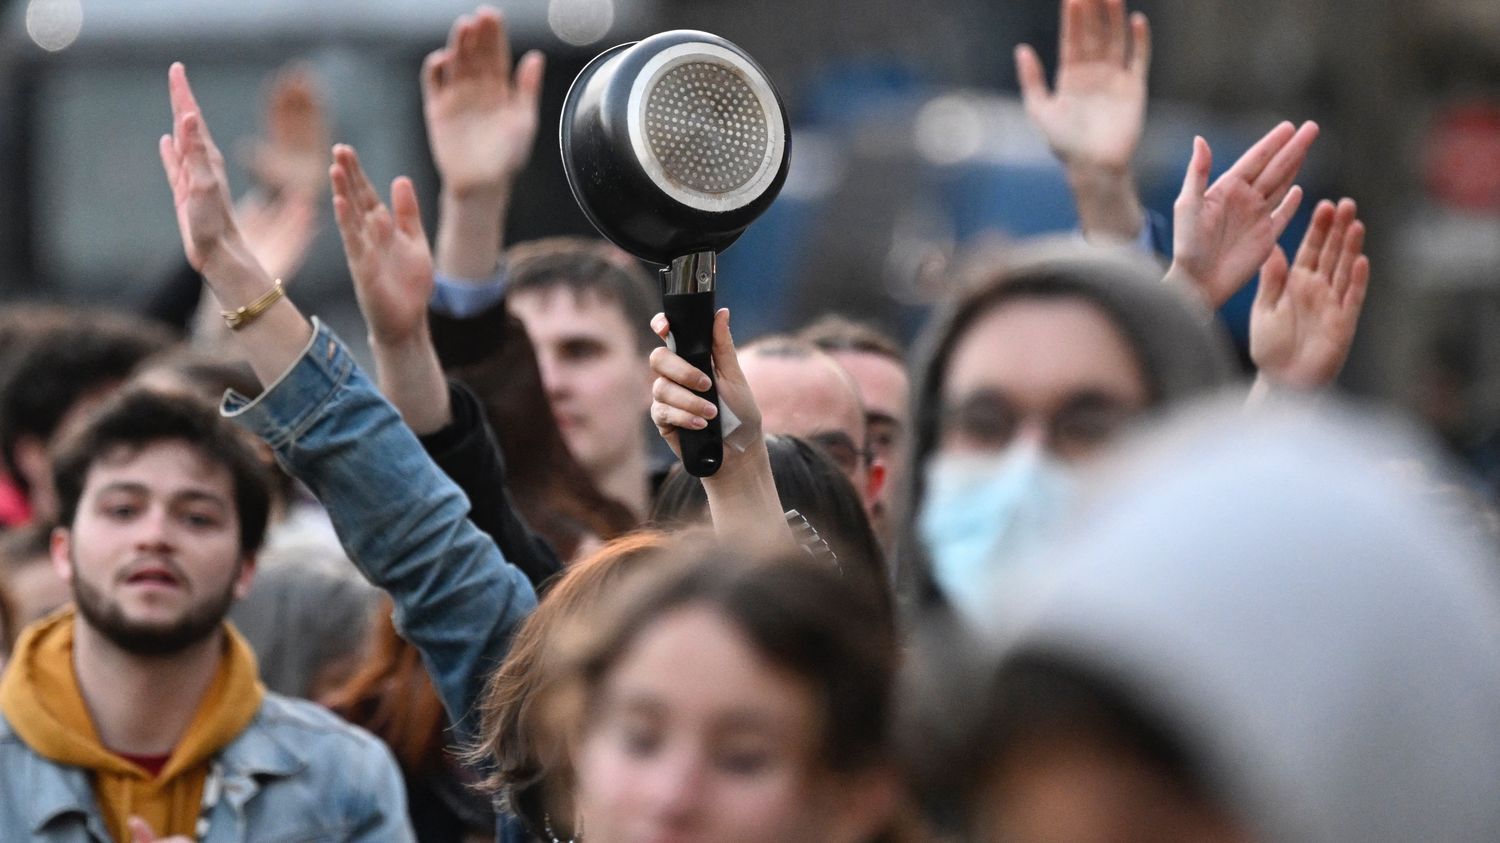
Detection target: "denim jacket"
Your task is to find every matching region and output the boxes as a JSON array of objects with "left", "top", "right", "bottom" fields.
[
  {"left": 223, "top": 320, "right": 538, "bottom": 744},
  {"left": 0, "top": 693, "right": 412, "bottom": 841}
]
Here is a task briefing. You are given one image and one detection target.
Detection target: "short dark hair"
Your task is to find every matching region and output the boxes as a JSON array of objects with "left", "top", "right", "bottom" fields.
[
  {"left": 799, "top": 314, "right": 906, "bottom": 364},
  {"left": 51, "top": 387, "right": 273, "bottom": 557},
  {"left": 0, "top": 313, "right": 174, "bottom": 491},
  {"left": 507, "top": 237, "right": 659, "bottom": 352}
]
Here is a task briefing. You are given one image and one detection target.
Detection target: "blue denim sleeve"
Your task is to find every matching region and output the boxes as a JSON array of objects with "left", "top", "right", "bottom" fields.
[{"left": 222, "top": 319, "right": 537, "bottom": 742}]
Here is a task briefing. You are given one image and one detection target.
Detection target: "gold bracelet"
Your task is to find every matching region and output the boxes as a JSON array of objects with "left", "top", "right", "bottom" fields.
[{"left": 221, "top": 280, "right": 285, "bottom": 330}]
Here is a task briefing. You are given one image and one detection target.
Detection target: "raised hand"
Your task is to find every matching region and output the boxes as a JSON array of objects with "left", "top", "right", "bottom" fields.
[
  {"left": 1016, "top": 0, "right": 1151, "bottom": 241},
  {"left": 650, "top": 309, "right": 760, "bottom": 461},
  {"left": 1017, "top": 0, "right": 1150, "bottom": 173},
  {"left": 1250, "top": 198, "right": 1370, "bottom": 390},
  {"left": 235, "top": 190, "right": 319, "bottom": 283},
  {"left": 160, "top": 62, "right": 253, "bottom": 280},
  {"left": 651, "top": 308, "right": 789, "bottom": 544},
  {"left": 243, "top": 64, "right": 330, "bottom": 197},
  {"left": 160, "top": 62, "right": 312, "bottom": 384},
  {"left": 422, "top": 6, "right": 545, "bottom": 199},
  {"left": 330, "top": 145, "right": 434, "bottom": 347},
  {"left": 1167, "top": 120, "right": 1319, "bottom": 308}
]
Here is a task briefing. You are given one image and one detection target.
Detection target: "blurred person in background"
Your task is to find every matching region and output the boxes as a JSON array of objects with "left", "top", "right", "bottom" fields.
[
  {"left": 0, "top": 388, "right": 412, "bottom": 842},
  {"left": 736, "top": 335, "right": 887, "bottom": 521},
  {"left": 799, "top": 315, "right": 911, "bottom": 545},
  {"left": 414, "top": 6, "right": 661, "bottom": 523},
  {"left": 0, "top": 522, "right": 69, "bottom": 628},
  {"left": 533, "top": 546, "right": 905, "bottom": 843},
  {"left": 0, "top": 314, "right": 174, "bottom": 526},
  {"left": 899, "top": 113, "right": 1370, "bottom": 617},
  {"left": 901, "top": 397, "right": 1500, "bottom": 842},
  {"left": 325, "top": 603, "right": 497, "bottom": 843},
  {"left": 652, "top": 432, "right": 887, "bottom": 602}
]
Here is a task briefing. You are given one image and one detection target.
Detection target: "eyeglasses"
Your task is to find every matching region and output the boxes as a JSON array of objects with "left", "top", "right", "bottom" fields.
[
  {"left": 807, "top": 431, "right": 874, "bottom": 478},
  {"left": 940, "top": 389, "right": 1142, "bottom": 461}
]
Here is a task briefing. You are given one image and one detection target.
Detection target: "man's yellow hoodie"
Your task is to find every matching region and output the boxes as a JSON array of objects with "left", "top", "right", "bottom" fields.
[{"left": 0, "top": 609, "right": 264, "bottom": 842}]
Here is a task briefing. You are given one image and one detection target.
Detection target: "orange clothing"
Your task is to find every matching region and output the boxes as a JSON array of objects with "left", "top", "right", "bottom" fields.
[{"left": 0, "top": 609, "right": 263, "bottom": 842}]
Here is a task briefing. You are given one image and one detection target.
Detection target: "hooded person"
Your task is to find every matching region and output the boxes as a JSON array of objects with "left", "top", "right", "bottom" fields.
[
  {"left": 896, "top": 238, "right": 1238, "bottom": 616},
  {"left": 901, "top": 397, "right": 1500, "bottom": 842}
]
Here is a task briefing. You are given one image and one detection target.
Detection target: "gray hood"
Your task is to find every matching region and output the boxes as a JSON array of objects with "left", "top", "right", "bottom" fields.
[
  {"left": 896, "top": 239, "right": 1239, "bottom": 603},
  {"left": 982, "top": 398, "right": 1500, "bottom": 842}
]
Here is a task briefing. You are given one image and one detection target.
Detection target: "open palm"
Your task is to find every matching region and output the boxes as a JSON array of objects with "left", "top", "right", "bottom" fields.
[
  {"left": 160, "top": 63, "right": 244, "bottom": 277},
  {"left": 1016, "top": 0, "right": 1150, "bottom": 170},
  {"left": 330, "top": 145, "right": 434, "bottom": 346},
  {"left": 422, "top": 6, "right": 544, "bottom": 196},
  {"left": 1169, "top": 121, "right": 1318, "bottom": 307},
  {"left": 1251, "top": 198, "right": 1370, "bottom": 389}
]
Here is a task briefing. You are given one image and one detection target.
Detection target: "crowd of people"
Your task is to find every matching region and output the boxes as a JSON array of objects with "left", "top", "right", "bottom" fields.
[{"left": 0, "top": 0, "right": 1496, "bottom": 841}]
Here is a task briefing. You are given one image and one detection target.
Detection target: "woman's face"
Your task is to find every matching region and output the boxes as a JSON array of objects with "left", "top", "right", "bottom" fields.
[
  {"left": 574, "top": 604, "right": 866, "bottom": 843},
  {"left": 939, "top": 297, "right": 1150, "bottom": 462}
]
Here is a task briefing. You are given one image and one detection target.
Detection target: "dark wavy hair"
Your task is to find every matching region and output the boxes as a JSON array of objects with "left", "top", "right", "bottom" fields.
[{"left": 51, "top": 386, "right": 272, "bottom": 557}]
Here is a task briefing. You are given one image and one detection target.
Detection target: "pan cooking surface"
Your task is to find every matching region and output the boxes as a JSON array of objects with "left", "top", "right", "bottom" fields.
[{"left": 644, "top": 61, "right": 770, "bottom": 195}]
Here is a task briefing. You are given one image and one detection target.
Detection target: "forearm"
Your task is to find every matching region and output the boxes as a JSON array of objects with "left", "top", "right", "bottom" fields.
[
  {"left": 434, "top": 188, "right": 509, "bottom": 280},
  {"left": 703, "top": 440, "right": 795, "bottom": 550},
  {"left": 369, "top": 330, "right": 452, "bottom": 436},
  {"left": 224, "top": 321, "right": 537, "bottom": 738},
  {"left": 1067, "top": 163, "right": 1147, "bottom": 244}
]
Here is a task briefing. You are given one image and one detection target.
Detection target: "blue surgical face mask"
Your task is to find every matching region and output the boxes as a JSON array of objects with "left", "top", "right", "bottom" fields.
[{"left": 917, "top": 444, "right": 1074, "bottom": 624}]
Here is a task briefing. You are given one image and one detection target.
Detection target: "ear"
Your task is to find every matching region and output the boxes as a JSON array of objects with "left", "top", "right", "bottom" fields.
[
  {"left": 822, "top": 764, "right": 903, "bottom": 843},
  {"left": 49, "top": 526, "right": 74, "bottom": 583},
  {"left": 863, "top": 459, "right": 888, "bottom": 512},
  {"left": 231, "top": 553, "right": 258, "bottom": 601}
]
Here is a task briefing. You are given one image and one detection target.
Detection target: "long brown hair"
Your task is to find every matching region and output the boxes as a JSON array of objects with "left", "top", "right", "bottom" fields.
[{"left": 466, "top": 530, "right": 681, "bottom": 830}]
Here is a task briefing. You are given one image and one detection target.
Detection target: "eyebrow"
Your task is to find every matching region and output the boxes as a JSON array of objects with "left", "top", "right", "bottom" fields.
[{"left": 94, "top": 482, "right": 231, "bottom": 508}]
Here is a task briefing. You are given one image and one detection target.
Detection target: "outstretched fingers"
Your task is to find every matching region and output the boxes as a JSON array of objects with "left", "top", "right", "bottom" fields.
[
  {"left": 1103, "top": 0, "right": 1128, "bottom": 66},
  {"left": 1270, "top": 185, "right": 1304, "bottom": 241},
  {"left": 1014, "top": 43, "right": 1051, "bottom": 111},
  {"left": 389, "top": 176, "right": 426, "bottom": 240},
  {"left": 1316, "top": 199, "right": 1356, "bottom": 276},
  {"left": 1223, "top": 121, "right": 1295, "bottom": 186},
  {"left": 1254, "top": 120, "right": 1319, "bottom": 203},
  {"left": 1257, "top": 244, "right": 1291, "bottom": 307},
  {"left": 1176, "top": 135, "right": 1212, "bottom": 208},
  {"left": 1128, "top": 11, "right": 1151, "bottom": 79},
  {"left": 1293, "top": 199, "right": 1337, "bottom": 271}
]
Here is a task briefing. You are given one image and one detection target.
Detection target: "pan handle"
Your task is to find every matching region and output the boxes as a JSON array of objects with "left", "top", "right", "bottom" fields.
[{"left": 662, "top": 253, "right": 723, "bottom": 477}]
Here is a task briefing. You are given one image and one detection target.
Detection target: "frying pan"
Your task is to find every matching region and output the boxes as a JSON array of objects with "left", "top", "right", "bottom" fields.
[{"left": 561, "top": 30, "right": 791, "bottom": 477}]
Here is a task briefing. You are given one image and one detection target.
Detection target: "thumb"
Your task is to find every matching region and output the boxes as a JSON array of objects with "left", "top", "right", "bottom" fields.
[
  {"left": 1256, "top": 245, "right": 1290, "bottom": 307},
  {"left": 709, "top": 309, "right": 744, "bottom": 383},
  {"left": 128, "top": 816, "right": 157, "bottom": 843},
  {"left": 1177, "top": 136, "right": 1212, "bottom": 208}
]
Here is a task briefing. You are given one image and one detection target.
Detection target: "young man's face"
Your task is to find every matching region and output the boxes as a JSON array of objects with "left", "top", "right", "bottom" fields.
[
  {"left": 509, "top": 287, "right": 652, "bottom": 478},
  {"left": 51, "top": 440, "right": 253, "bottom": 656}
]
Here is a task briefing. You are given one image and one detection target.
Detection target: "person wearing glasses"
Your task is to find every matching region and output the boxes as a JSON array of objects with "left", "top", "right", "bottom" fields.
[{"left": 735, "top": 336, "right": 887, "bottom": 524}]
